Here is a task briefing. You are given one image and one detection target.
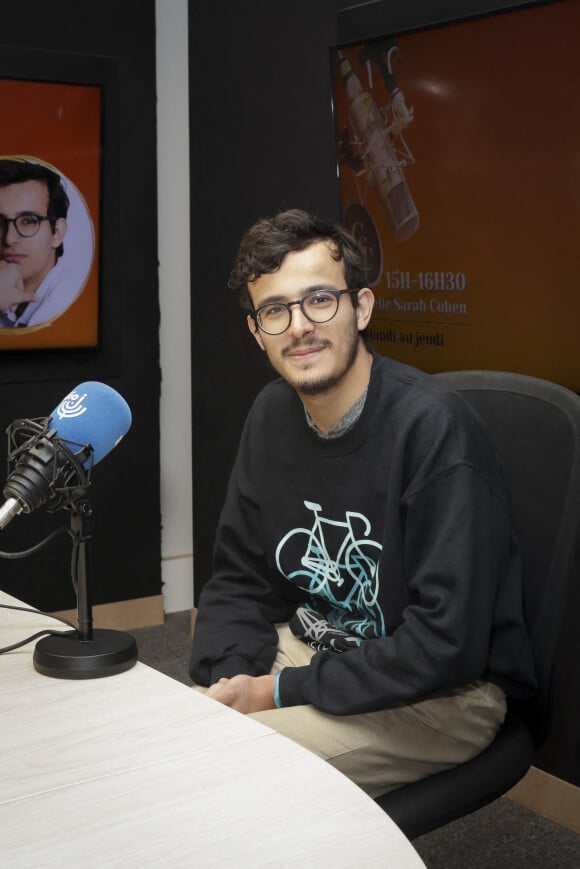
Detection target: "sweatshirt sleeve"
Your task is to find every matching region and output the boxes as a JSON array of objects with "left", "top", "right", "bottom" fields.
[
  {"left": 277, "top": 461, "right": 530, "bottom": 714},
  {"left": 189, "top": 414, "right": 294, "bottom": 686}
]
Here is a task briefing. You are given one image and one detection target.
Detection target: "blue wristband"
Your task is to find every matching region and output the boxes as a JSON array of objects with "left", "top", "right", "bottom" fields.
[{"left": 274, "top": 671, "right": 282, "bottom": 708}]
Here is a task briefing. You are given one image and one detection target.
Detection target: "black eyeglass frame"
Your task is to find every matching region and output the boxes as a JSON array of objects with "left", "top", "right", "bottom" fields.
[
  {"left": 251, "top": 288, "right": 361, "bottom": 335},
  {"left": 0, "top": 214, "right": 52, "bottom": 239}
]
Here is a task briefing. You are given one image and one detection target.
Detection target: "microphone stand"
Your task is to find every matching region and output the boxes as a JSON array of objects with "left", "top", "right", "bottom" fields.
[{"left": 33, "top": 496, "right": 138, "bottom": 679}]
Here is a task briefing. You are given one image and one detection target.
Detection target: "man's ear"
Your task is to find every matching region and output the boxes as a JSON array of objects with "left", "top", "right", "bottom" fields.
[
  {"left": 356, "top": 288, "right": 375, "bottom": 330},
  {"left": 247, "top": 313, "right": 266, "bottom": 351},
  {"left": 51, "top": 218, "right": 67, "bottom": 248}
]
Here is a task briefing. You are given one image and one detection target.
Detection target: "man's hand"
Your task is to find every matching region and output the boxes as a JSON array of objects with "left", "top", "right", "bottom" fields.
[
  {"left": 206, "top": 674, "right": 277, "bottom": 714},
  {"left": 0, "top": 261, "right": 36, "bottom": 311}
]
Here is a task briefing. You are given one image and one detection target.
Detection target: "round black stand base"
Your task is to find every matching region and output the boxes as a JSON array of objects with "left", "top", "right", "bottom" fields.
[{"left": 33, "top": 629, "right": 138, "bottom": 679}]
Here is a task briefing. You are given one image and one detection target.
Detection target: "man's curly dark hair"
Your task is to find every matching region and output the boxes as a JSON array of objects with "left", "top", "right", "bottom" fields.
[{"left": 229, "top": 208, "right": 369, "bottom": 312}]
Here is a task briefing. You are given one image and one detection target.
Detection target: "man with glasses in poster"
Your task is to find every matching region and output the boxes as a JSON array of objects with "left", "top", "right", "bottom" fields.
[
  {"left": 0, "top": 158, "right": 69, "bottom": 329},
  {"left": 190, "top": 208, "right": 536, "bottom": 798}
]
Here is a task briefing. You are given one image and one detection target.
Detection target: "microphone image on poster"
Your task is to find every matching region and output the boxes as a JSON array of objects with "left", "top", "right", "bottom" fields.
[
  {"left": 0, "top": 382, "right": 137, "bottom": 679},
  {"left": 336, "top": 40, "right": 419, "bottom": 288}
]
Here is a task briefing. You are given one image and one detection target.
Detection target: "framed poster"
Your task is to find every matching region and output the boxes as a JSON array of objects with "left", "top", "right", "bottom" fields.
[
  {"left": 0, "top": 79, "right": 101, "bottom": 350},
  {"left": 332, "top": 0, "right": 580, "bottom": 391}
]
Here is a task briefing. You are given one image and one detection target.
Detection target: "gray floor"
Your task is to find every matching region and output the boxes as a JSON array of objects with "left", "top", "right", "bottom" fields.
[{"left": 132, "top": 613, "right": 580, "bottom": 869}]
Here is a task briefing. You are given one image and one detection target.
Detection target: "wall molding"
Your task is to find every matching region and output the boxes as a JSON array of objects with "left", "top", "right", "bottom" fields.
[{"left": 506, "top": 766, "right": 580, "bottom": 834}]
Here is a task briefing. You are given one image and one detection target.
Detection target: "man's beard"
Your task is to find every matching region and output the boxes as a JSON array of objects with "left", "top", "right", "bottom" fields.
[{"left": 284, "top": 320, "right": 361, "bottom": 396}]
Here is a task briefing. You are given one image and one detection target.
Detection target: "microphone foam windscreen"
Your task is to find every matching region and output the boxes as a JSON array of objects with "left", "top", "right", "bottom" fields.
[{"left": 49, "top": 382, "right": 132, "bottom": 466}]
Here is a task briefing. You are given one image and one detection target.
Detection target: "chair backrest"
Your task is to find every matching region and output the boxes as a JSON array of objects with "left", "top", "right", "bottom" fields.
[{"left": 435, "top": 370, "right": 580, "bottom": 745}]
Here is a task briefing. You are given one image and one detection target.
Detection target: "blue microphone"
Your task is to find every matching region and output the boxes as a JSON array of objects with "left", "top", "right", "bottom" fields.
[
  {"left": 0, "top": 382, "right": 131, "bottom": 529},
  {"left": 49, "top": 382, "right": 132, "bottom": 466}
]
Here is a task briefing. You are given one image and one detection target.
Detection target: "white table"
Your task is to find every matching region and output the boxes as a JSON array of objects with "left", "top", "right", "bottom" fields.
[{"left": 0, "top": 592, "right": 425, "bottom": 868}]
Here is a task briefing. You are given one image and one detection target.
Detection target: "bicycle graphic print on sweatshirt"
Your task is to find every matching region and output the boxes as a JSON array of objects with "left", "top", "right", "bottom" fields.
[{"left": 275, "top": 499, "right": 386, "bottom": 644}]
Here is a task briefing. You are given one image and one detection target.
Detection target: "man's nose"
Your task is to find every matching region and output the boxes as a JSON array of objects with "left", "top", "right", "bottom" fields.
[
  {"left": 2, "top": 221, "right": 19, "bottom": 245},
  {"left": 287, "top": 302, "right": 315, "bottom": 338}
]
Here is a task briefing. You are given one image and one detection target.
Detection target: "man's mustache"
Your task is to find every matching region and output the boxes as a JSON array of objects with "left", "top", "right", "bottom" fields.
[{"left": 282, "top": 338, "right": 331, "bottom": 357}]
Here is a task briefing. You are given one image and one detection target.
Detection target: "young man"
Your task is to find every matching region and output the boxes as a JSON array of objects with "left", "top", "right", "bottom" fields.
[
  {"left": 189, "top": 209, "right": 536, "bottom": 797},
  {"left": 0, "top": 159, "right": 69, "bottom": 329}
]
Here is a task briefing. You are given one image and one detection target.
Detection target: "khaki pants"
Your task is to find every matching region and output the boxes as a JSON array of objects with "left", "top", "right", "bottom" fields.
[
  {"left": 253, "top": 625, "right": 506, "bottom": 798},
  {"left": 200, "top": 624, "right": 507, "bottom": 799}
]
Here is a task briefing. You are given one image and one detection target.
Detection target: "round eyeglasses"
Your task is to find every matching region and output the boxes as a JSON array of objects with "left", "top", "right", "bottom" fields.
[
  {"left": 0, "top": 214, "right": 51, "bottom": 239},
  {"left": 252, "top": 288, "right": 360, "bottom": 335}
]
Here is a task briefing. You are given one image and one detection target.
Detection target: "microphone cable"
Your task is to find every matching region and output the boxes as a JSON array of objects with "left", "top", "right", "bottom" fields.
[
  {"left": 0, "top": 602, "right": 77, "bottom": 654},
  {"left": 0, "top": 525, "right": 71, "bottom": 559},
  {"left": 0, "top": 526, "right": 80, "bottom": 653},
  {"left": 0, "top": 527, "right": 76, "bottom": 655}
]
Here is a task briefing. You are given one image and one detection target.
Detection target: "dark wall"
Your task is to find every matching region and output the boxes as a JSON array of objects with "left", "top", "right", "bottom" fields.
[
  {"left": 189, "top": 0, "right": 578, "bottom": 788},
  {"left": 0, "top": 0, "right": 161, "bottom": 612},
  {"left": 189, "top": 0, "right": 346, "bottom": 596}
]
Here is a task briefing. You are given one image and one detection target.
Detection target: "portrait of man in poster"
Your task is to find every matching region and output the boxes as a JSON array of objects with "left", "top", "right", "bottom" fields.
[
  {"left": 0, "top": 77, "right": 101, "bottom": 351},
  {"left": 0, "top": 157, "right": 94, "bottom": 331}
]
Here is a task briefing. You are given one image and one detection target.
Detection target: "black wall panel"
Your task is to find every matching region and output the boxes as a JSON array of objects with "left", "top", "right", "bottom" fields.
[
  {"left": 189, "top": 0, "right": 346, "bottom": 597},
  {"left": 0, "top": 0, "right": 161, "bottom": 611}
]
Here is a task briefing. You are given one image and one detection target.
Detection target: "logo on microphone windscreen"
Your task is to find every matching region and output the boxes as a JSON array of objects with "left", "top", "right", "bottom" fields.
[{"left": 56, "top": 392, "right": 88, "bottom": 420}]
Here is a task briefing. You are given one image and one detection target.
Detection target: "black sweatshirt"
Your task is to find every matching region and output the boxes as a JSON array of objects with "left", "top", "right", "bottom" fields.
[{"left": 190, "top": 354, "right": 536, "bottom": 714}]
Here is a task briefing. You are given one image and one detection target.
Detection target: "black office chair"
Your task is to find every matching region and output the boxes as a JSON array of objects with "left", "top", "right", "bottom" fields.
[{"left": 377, "top": 370, "right": 580, "bottom": 839}]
